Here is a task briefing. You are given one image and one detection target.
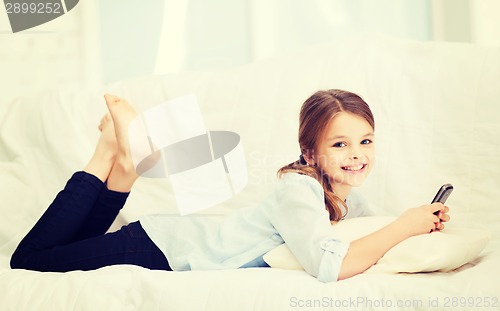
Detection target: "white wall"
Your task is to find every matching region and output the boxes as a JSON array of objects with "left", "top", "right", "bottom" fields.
[
  {"left": 155, "top": 0, "right": 252, "bottom": 74},
  {"left": 431, "top": 0, "right": 471, "bottom": 42},
  {"left": 469, "top": 0, "right": 500, "bottom": 45},
  {"left": 0, "top": 1, "right": 100, "bottom": 103},
  {"left": 156, "top": 0, "right": 434, "bottom": 73},
  {"left": 248, "top": 0, "right": 432, "bottom": 62},
  {"left": 1, "top": 0, "right": 499, "bottom": 104},
  {"left": 431, "top": 0, "right": 500, "bottom": 46},
  {"left": 98, "top": 0, "right": 164, "bottom": 83},
  {"left": 155, "top": 0, "right": 500, "bottom": 75}
]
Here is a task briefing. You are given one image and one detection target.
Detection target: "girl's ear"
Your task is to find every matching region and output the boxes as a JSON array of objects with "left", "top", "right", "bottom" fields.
[{"left": 302, "top": 149, "right": 316, "bottom": 166}]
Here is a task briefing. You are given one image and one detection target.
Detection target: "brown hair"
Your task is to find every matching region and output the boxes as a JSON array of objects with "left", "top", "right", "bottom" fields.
[{"left": 277, "top": 89, "right": 374, "bottom": 221}]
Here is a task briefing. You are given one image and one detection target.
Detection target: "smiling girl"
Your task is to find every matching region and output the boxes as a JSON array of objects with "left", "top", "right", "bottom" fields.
[
  {"left": 277, "top": 89, "right": 449, "bottom": 280},
  {"left": 10, "top": 89, "right": 449, "bottom": 282}
]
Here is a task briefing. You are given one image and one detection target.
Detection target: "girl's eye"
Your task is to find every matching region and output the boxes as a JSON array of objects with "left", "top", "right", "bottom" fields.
[
  {"left": 332, "top": 142, "right": 347, "bottom": 148},
  {"left": 361, "top": 139, "right": 373, "bottom": 145}
]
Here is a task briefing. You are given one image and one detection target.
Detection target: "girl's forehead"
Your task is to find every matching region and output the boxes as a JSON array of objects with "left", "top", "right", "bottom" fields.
[{"left": 323, "top": 112, "right": 374, "bottom": 138}]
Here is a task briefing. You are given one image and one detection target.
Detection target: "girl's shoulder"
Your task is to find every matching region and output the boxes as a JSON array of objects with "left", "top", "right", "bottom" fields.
[
  {"left": 277, "top": 172, "right": 325, "bottom": 200},
  {"left": 279, "top": 172, "right": 323, "bottom": 189}
]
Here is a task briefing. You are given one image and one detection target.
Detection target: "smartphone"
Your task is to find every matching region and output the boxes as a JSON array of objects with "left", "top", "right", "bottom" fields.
[
  {"left": 431, "top": 183, "right": 453, "bottom": 215},
  {"left": 431, "top": 184, "right": 453, "bottom": 204}
]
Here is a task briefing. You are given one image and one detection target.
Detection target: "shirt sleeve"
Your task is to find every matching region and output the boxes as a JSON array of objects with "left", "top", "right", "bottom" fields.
[{"left": 268, "top": 174, "right": 349, "bottom": 282}]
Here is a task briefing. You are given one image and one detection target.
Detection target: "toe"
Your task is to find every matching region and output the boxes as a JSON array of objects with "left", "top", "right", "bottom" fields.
[
  {"left": 104, "top": 94, "right": 120, "bottom": 107},
  {"left": 98, "top": 113, "right": 115, "bottom": 132},
  {"left": 98, "top": 118, "right": 105, "bottom": 131}
]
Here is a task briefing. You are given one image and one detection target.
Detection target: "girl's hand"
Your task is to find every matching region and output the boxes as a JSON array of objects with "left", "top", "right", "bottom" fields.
[
  {"left": 434, "top": 205, "right": 450, "bottom": 230},
  {"left": 395, "top": 203, "right": 450, "bottom": 238}
]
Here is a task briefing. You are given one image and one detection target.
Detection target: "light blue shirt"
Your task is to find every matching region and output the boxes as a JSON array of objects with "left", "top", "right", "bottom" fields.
[{"left": 139, "top": 173, "right": 370, "bottom": 282}]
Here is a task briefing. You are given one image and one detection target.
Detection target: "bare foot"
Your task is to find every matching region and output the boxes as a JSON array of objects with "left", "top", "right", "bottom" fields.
[
  {"left": 104, "top": 94, "right": 139, "bottom": 192},
  {"left": 97, "top": 113, "right": 117, "bottom": 153},
  {"left": 104, "top": 94, "right": 137, "bottom": 157},
  {"left": 83, "top": 113, "right": 117, "bottom": 182}
]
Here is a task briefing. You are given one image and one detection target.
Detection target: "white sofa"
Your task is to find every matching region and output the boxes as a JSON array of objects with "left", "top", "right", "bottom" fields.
[{"left": 1, "top": 35, "right": 499, "bottom": 311}]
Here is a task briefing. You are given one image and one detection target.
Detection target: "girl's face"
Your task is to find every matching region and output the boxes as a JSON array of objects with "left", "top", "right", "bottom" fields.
[{"left": 311, "top": 112, "right": 375, "bottom": 190}]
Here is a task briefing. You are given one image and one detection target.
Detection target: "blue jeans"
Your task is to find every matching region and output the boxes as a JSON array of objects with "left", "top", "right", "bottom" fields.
[{"left": 10, "top": 171, "right": 171, "bottom": 272}]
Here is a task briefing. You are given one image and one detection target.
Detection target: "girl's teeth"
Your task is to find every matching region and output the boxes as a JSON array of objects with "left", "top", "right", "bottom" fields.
[{"left": 344, "top": 165, "right": 363, "bottom": 171}]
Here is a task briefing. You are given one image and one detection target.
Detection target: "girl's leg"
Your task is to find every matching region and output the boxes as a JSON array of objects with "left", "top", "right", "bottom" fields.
[
  {"left": 103, "top": 94, "right": 139, "bottom": 193},
  {"left": 83, "top": 113, "right": 117, "bottom": 183},
  {"left": 11, "top": 111, "right": 119, "bottom": 251},
  {"left": 10, "top": 171, "right": 105, "bottom": 266},
  {"left": 71, "top": 184, "right": 129, "bottom": 241},
  {"left": 9, "top": 95, "right": 165, "bottom": 272},
  {"left": 11, "top": 221, "right": 171, "bottom": 272},
  {"left": 72, "top": 95, "right": 141, "bottom": 241},
  {"left": 11, "top": 174, "right": 168, "bottom": 272}
]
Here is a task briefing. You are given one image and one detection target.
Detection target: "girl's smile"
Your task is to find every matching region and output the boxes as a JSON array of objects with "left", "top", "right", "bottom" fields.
[
  {"left": 307, "top": 111, "right": 375, "bottom": 200},
  {"left": 340, "top": 163, "right": 367, "bottom": 173}
]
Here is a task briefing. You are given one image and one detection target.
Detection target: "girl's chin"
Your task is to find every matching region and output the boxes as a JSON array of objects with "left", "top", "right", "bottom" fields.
[
  {"left": 346, "top": 180, "right": 365, "bottom": 187},
  {"left": 331, "top": 172, "right": 369, "bottom": 187},
  {"left": 329, "top": 176, "right": 366, "bottom": 187}
]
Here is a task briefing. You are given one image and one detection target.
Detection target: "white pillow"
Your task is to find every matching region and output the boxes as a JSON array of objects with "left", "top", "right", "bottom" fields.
[{"left": 263, "top": 216, "right": 491, "bottom": 274}]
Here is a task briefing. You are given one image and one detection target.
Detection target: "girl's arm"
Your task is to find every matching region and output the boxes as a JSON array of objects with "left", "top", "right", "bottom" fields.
[{"left": 337, "top": 203, "right": 450, "bottom": 280}]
